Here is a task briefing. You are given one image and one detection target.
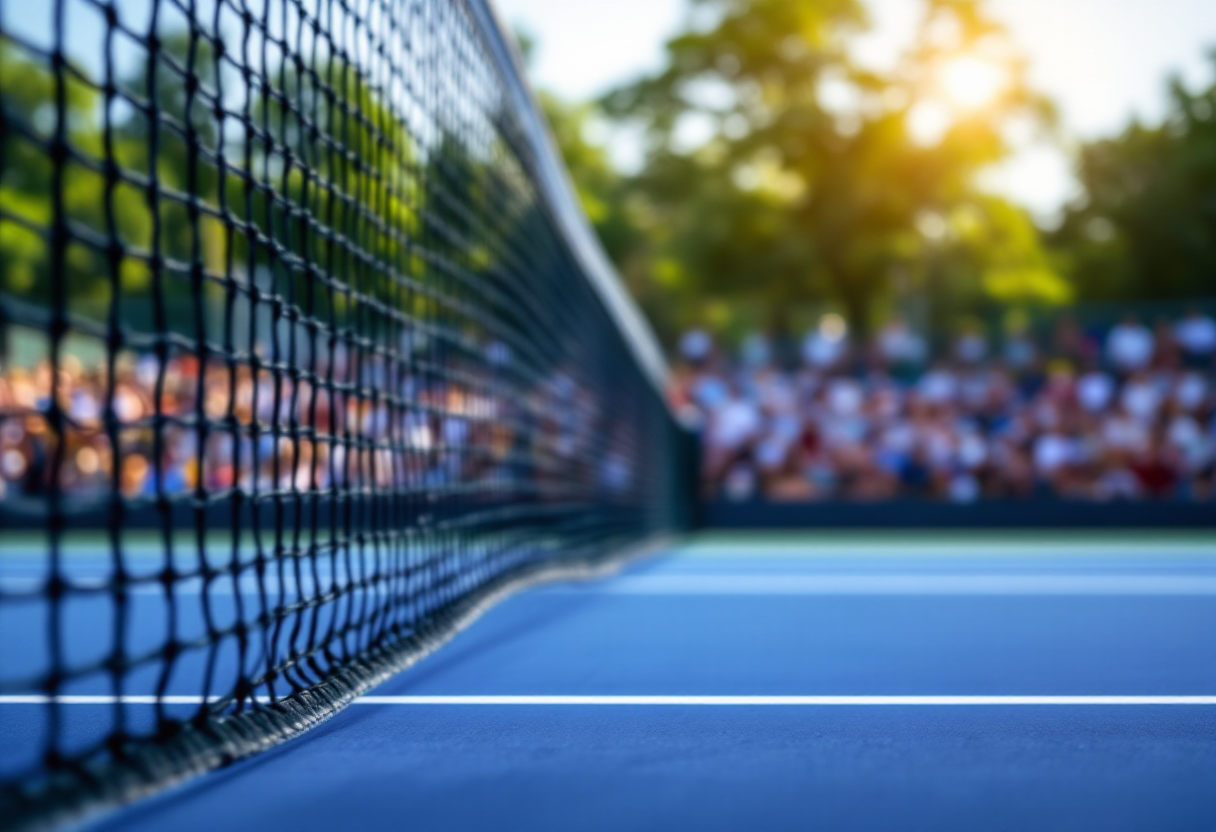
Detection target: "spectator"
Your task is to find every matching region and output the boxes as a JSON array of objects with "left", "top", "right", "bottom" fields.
[
  {"left": 4, "top": 306, "right": 1215, "bottom": 509},
  {"left": 1001, "top": 319, "right": 1038, "bottom": 374},
  {"left": 1077, "top": 361, "right": 1116, "bottom": 413},
  {"left": 670, "top": 308, "right": 1215, "bottom": 504},
  {"left": 1121, "top": 370, "right": 1164, "bottom": 424},
  {"left": 740, "top": 333, "right": 771, "bottom": 369},
  {"left": 801, "top": 314, "right": 849, "bottom": 370},
  {"left": 953, "top": 321, "right": 988, "bottom": 365},
  {"left": 876, "top": 316, "right": 927, "bottom": 368},
  {"left": 1106, "top": 314, "right": 1155, "bottom": 375},
  {"left": 1175, "top": 307, "right": 1216, "bottom": 367},
  {"left": 679, "top": 329, "right": 714, "bottom": 366},
  {"left": 1130, "top": 438, "right": 1177, "bottom": 499},
  {"left": 1053, "top": 314, "right": 1098, "bottom": 365}
]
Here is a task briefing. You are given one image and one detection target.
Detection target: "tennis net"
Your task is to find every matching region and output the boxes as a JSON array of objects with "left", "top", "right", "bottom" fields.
[{"left": 0, "top": 0, "right": 693, "bottom": 827}]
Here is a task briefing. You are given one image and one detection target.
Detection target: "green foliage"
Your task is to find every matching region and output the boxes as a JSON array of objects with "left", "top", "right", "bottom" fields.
[
  {"left": 1051, "top": 55, "right": 1216, "bottom": 302},
  {"left": 535, "top": 91, "right": 670, "bottom": 323},
  {"left": 592, "top": 0, "right": 1061, "bottom": 334},
  {"left": 0, "top": 35, "right": 215, "bottom": 315},
  {"left": 0, "top": 33, "right": 435, "bottom": 343},
  {"left": 0, "top": 41, "right": 110, "bottom": 303}
]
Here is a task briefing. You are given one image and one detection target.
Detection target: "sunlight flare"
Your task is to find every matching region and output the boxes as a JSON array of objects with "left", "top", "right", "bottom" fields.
[{"left": 940, "top": 55, "right": 1008, "bottom": 109}]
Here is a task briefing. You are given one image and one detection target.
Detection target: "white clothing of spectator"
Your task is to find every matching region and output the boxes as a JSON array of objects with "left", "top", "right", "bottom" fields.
[
  {"left": 136, "top": 354, "right": 161, "bottom": 388},
  {"left": 879, "top": 421, "right": 916, "bottom": 456},
  {"left": 442, "top": 415, "right": 469, "bottom": 447},
  {"left": 876, "top": 319, "right": 927, "bottom": 366},
  {"left": 956, "top": 429, "right": 988, "bottom": 470},
  {"left": 755, "top": 436, "right": 791, "bottom": 471},
  {"left": 1175, "top": 309, "right": 1216, "bottom": 359},
  {"left": 1121, "top": 374, "right": 1163, "bottom": 423},
  {"left": 801, "top": 330, "right": 847, "bottom": 369},
  {"left": 114, "top": 385, "right": 145, "bottom": 424},
  {"left": 1033, "top": 432, "right": 1075, "bottom": 476},
  {"left": 918, "top": 366, "right": 958, "bottom": 403},
  {"left": 756, "top": 372, "right": 796, "bottom": 414},
  {"left": 826, "top": 378, "right": 864, "bottom": 416},
  {"left": 769, "top": 412, "right": 803, "bottom": 443},
  {"left": 2, "top": 445, "right": 27, "bottom": 483},
  {"left": 949, "top": 472, "right": 980, "bottom": 503},
  {"left": 821, "top": 412, "right": 867, "bottom": 450},
  {"left": 709, "top": 396, "right": 761, "bottom": 451},
  {"left": 1166, "top": 414, "right": 1212, "bottom": 473},
  {"left": 1077, "top": 370, "right": 1116, "bottom": 413},
  {"left": 1174, "top": 371, "right": 1210, "bottom": 413},
  {"left": 722, "top": 462, "right": 758, "bottom": 501},
  {"left": 680, "top": 329, "right": 713, "bottom": 364},
  {"left": 1106, "top": 317, "right": 1155, "bottom": 373},
  {"left": 691, "top": 375, "right": 730, "bottom": 410},
  {"left": 69, "top": 388, "right": 102, "bottom": 423},
  {"left": 954, "top": 331, "right": 988, "bottom": 365}
]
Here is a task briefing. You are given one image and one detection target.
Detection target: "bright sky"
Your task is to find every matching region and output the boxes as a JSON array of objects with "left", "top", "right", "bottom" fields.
[{"left": 498, "top": 0, "right": 1216, "bottom": 223}]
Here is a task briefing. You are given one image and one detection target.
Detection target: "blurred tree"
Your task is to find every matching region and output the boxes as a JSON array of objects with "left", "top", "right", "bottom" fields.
[
  {"left": 600, "top": 0, "right": 1062, "bottom": 335},
  {"left": 0, "top": 41, "right": 112, "bottom": 304},
  {"left": 112, "top": 31, "right": 222, "bottom": 325},
  {"left": 1051, "top": 55, "right": 1216, "bottom": 302},
  {"left": 0, "top": 35, "right": 215, "bottom": 322},
  {"left": 515, "top": 26, "right": 663, "bottom": 325},
  {"left": 535, "top": 92, "right": 661, "bottom": 311}
]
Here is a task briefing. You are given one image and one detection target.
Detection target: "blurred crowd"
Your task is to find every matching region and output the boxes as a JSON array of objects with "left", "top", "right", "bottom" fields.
[
  {"left": 0, "top": 344, "right": 638, "bottom": 504},
  {"left": 670, "top": 308, "right": 1216, "bottom": 503}
]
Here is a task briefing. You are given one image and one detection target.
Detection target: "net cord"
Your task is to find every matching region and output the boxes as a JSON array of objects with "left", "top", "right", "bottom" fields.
[{"left": 463, "top": 0, "right": 672, "bottom": 399}]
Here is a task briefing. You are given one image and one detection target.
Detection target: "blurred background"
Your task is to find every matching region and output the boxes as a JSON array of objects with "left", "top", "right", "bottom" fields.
[
  {"left": 504, "top": 0, "right": 1216, "bottom": 507},
  {"left": 1, "top": 0, "right": 1215, "bottom": 512}
]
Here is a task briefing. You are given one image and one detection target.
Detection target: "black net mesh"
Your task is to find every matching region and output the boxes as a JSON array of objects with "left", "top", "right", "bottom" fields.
[{"left": 0, "top": 0, "right": 692, "bottom": 827}]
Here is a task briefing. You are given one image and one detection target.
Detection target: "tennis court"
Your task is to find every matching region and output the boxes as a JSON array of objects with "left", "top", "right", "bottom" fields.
[
  {"left": 2, "top": 0, "right": 1216, "bottom": 829},
  {"left": 3, "top": 531, "right": 1214, "bottom": 831}
]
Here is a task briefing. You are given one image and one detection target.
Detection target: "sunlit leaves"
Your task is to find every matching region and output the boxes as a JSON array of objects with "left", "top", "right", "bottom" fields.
[{"left": 597, "top": 0, "right": 1059, "bottom": 333}]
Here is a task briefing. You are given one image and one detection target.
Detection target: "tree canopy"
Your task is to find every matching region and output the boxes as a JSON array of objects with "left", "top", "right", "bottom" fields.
[
  {"left": 590, "top": 0, "right": 1063, "bottom": 336},
  {"left": 1050, "top": 53, "right": 1216, "bottom": 303},
  {"left": 536, "top": 0, "right": 1215, "bottom": 346}
]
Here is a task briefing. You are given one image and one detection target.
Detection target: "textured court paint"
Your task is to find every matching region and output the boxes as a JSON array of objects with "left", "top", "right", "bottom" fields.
[
  {"left": 84, "top": 706, "right": 1216, "bottom": 832},
  {"left": 382, "top": 595, "right": 1216, "bottom": 697},
  {"left": 10, "top": 537, "right": 1215, "bottom": 832}
]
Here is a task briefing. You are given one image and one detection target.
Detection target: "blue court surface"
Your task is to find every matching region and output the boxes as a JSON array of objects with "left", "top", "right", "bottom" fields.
[{"left": 4, "top": 532, "right": 1216, "bottom": 831}]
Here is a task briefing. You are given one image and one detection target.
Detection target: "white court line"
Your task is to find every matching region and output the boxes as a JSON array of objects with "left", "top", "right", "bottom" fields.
[
  {"left": 2, "top": 695, "right": 1215, "bottom": 706},
  {"left": 355, "top": 695, "right": 1216, "bottom": 706},
  {"left": 561, "top": 575, "right": 1216, "bottom": 595}
]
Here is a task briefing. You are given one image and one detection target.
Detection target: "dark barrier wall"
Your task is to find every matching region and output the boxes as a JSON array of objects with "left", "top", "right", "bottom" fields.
[{"left": 702, "top": 500, "right": 1216, "bottom": 529}]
